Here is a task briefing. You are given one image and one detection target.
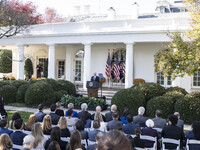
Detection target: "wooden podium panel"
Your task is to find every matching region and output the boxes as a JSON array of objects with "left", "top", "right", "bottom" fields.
[{"left": 87, "top": 88, "right": 98, "bottom": 98}]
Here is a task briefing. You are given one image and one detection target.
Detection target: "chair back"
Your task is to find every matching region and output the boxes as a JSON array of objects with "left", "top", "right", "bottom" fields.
[
  {"left": 88, "top": 140, "right": 96, "bottom": 146},
  {"left": 13, "top": 144, "right": 24, "bottom": 149},
  {"left": 186, "top": 139, "right": 200, "bottom": 150},
  {"left": 61, "top": 137, "right": 70, "bottom": 143},
  {"left": 153, "top": 128, "right": 162, "bottom": 133},
  {"left": 135, "top": 147, "right": 146, "bottom": 150},
  {"left": 140, "top": 135, "right": 157, "bottom": 150},
  {"left": 162, "top": 138, "right": 180, "bottom": 150}
]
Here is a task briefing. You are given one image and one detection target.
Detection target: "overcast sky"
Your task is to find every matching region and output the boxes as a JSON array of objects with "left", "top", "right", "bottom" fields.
[{"left": 23, "top": 0, "right": 176, "bottom": 17}]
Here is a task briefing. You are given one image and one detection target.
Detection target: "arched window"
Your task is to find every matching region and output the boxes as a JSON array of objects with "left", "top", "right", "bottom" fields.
[{"left": 74, "top": 50, "right": 84, "bottom": 81}]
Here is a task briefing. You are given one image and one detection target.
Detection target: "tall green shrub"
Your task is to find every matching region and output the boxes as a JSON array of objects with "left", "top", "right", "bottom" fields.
[
  {"left": 166, "top": 86, "right": 188, "bottom": 95},
  {"left": 24, "top": 58, "right": 33, "bottom": 78},
  {"left": 43, "top": 59, "right": 48, "bottom": 78},
  {"left": 16, "top": 84, "right": 30, "bottom": 102},
  {"left": 10, "top": 80, "right": 27, "bottom": 89},
  {"left": 0, "top": 85, "right": 17, "bottom": 103},
  {"left": 57, "top": 80, "right": 76, "bottom": 95},
  {"left": 0, "top": 50, "right": 12, "bottom": 73}
]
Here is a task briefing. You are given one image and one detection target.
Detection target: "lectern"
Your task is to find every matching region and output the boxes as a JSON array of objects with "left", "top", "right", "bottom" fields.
[{"left": 86, "top": 81, "right": 99, "bottom": 97}]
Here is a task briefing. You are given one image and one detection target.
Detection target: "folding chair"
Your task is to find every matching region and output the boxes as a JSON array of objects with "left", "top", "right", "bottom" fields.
[
  {"left": 162, "top": 138, "right": 180, "bottom": 150},
  {"left": 88, "top": 140, "right": 96, "bottom": 146},
  {"left": 186, "top": 139, "right": 200, "bottom": 150},
  {"left": 61, "top": 137, "right": 70, "bottom": 142},
  {"left": 13, "top": 144, "right": 24, "bottom": 149},
  {"left": 140, "top": 135, "right": 157, "bottom": 150},
  {"left": 153, "top": 128, "right": 162, "bottom": 133}
]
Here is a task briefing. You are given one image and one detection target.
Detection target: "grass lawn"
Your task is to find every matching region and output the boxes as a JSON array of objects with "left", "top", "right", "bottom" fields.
[{"left": 7, "top": 110, "right": 33, "bottom": 124}]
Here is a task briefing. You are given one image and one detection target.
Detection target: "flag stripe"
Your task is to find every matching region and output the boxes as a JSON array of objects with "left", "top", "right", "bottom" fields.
[{"left": 105, "top": 52, "right": 111, "bottom": 80}]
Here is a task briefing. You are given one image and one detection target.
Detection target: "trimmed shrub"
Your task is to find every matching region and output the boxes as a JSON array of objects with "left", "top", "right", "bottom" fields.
[
  {"left": 0, "top": 81, "right": 10, "bottom": 88},
  {"left": 16, "top": 84, "right": 30, "bottom": 103},
  {"left": 0, "top": 85, "right": 17, "bottom": 103},
  {"left": 131, "top": 82, "right": 166, "bottom": 103},
  {"left": 43, "top": 59, "right": 48, "bottom": 78},
  {"left": 44, "top": 79, "right": 60, "bottom": 91},
  {"left": 25, "top": 81, "right": 56, "bottom": 106},
  {"left": 166, "top": 86, "right": 188, "bottom": 95},
  {"left": 111, "top": 88, "right": 145, "bottom": 116},
  {"left": 54, "top": 90, "right": 68, "bottom": 102},
  {"left": 24, "top": 58, "right": 33, "bottom": 79},
  {"left": 10, "top": 80, "right": 27, "bottom": 89},
  {"left": 174, "top": 97, "right": 200, "bottom": 123},
  {"left": 0, "top": 50, "right": 12, "bottom": 73},
  {"left": 146, "top": 96, "right": 175, "bottom": 118},
  {"left": 164, "top": 91, "right": 185, "bottom": 103},
  {"left": 57, "top": 80, "right": 76, "bottom": 95},
  {"left": 29, "top": 80, "right": 39, "bottom": 84},
  {"left": 185, "top": 91, "right": 200, "bottom": 99}
]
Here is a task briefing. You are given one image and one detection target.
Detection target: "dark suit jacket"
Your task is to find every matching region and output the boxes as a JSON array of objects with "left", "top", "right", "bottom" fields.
[
  {"left": 177, "top": 119, "right": 184, "bottom": 129},
  {"left": 80, "top": 130, "right": 88, "bottom": 140},
  {"left": 55, "top": 109, "right": 64, "bottom": 117},
  {"left": 43, "top": 128, "right": 52, "bottom": 135},
  {"left": 133, "top": 115, "right": 148, "bottom": 127},
  {"left": 49, "top": 112, "right": 60, "bottom": 125},
  {"left": 91, "top": 113, "right": 106, "bottom": 122},
  {"left": 91, "top": 76, "right": 99, "bottom": 82},
  {"left": 133, "top": 137, "right": 146, "bottom": 148},
  {"left": 88, "top": 129, "right": 101, "bottom": 141},
  {"left": 77, "top": 111, "right": 91, "bottom": 119},
  {"left": 142, "top": 127, "right": 158, "bottom": 148},
  {"left": 122, "top": 123, "right": 140, "bottom": 135},
  {"left": 161, "top": 124, "right": 185, "bottom": 149},
  {"left": 61, "top": 128, "right": 70, "bottom": 138},
  {"left": 107, "top": 119, "right": 122, "bottom": 131},
  {"left": 87, "top": 144, "right": 97, "bottom": 150},
  {"left": 0, "top": 128, "right": 13, "bottom": 136},
  {"left": 34, "top": 111, "right": 46, "bottom": 122},
  {"left": 10, "top": 131, "right": 27, "bottom": 145},
  {"left": 152, "top": 117, "right": 167, "bottom": 129},
  {"left": 105, "top": 111, "right": 113, "bottom": 122},
  {"left": 0, "top": 101, "right": 7, "bottom": 117},
  {"left": 45, "top": 139, "right": 67, "bottom": 150}
]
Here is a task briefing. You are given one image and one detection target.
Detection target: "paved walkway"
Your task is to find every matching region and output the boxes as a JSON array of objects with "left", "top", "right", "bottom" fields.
[{"left": 5, "top": 105, "right": 191, "bottom": 131}]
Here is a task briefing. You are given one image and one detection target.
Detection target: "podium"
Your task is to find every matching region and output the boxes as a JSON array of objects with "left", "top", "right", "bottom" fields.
[{"left": 86, "top": 81, "right": 99, "bottom": 97}]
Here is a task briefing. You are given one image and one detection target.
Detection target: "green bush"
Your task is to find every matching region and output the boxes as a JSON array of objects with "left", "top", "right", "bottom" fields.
[
  {"left": 10, "top": 80, "right": 27, "bottom": 89},
  {"left": 146, "top": 96, "right": 174, "bottom": 118},
  {"left": 57, "top": 80, "right": 76, "bottom": 95},
  {"left": 0, "top": 85, "right": 17, "bottom": 103},
  {"left": 185, "top": 91, "right": 200, "bottom": 99},
  {"left": 43, "top": 59, "right": 48, "bottom": 78},
  {"left": 131, "top": 82, "right": 166, "bottom": 103},
  {"left": 44, "top": 79, "right": 60, "bottom": 91},
  {"left": 0, "top": 81, "right": 10, "bottom": 88},
  {"left": 16, "top": 84, "right": 30, "bottom": 103},
  {"left": 111, "top": 88, "right": 145, "bottom": 116},
  {"left": 54, "top": 90, "right": 68, "bottom": 102},
  {"left": 164, "top": 91, "right": 185, "bottom": 103},
  {"left": 166, "top": 86, "right": 188, "bottom": 95},
  {"left": 24, "top": 58, "right": 33, "bottom": 79},
  {"left": 174, "top": 97, "right": 200, "bottom": 123},
  {"left": 25, "top": 81, "right": 56, "bottom": 106},
  {"left": 0, "top": 50, "right": 12, "bottom": 73}
]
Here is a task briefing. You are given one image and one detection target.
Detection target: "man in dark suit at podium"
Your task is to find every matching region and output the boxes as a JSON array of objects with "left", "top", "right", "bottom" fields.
[{"left": 91, "top": 72, "right": 99, "bottom": 82}]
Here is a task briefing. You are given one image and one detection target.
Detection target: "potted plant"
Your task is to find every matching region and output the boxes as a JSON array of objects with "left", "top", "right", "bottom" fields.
[{"left": 24, "top": 58, "right": 33, "bottom": 80}]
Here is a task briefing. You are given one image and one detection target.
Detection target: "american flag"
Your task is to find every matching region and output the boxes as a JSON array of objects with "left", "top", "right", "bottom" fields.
[
  {"left": 105, "top": 52, "right": 111, "bottom": 80},
  {"left": 114, "top": 54, "right": 120, "bottom": 81},
  {"left": 123, "top": 58, "right": 126, "bottom": 78}
]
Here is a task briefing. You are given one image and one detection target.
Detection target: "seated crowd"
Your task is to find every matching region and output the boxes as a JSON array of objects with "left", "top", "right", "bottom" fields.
[{"left": 0, "top": 102, "right": 199, "bottom": 150}]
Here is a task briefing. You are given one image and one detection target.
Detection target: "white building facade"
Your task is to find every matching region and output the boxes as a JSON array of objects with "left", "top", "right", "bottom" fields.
[{"left": 0, "top": 11, "right": 197, "bottom": 92}]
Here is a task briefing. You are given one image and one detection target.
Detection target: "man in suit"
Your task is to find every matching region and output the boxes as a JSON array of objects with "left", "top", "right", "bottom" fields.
[
  {"left": 91, "top": 72, "right": 99, "bottom": 82},
  {"left": 49, "top": 103, "right": 60, "bottom": 125},
  {"left": 91, "top": 106, "right": 106, "bottom": 121},
  {"left": 105, "top": 104, "right": 117, "bottom": 122},
  {"left": 0, "top": 119, "right": 13, "bottom": 136},
  {"left": 174, "top": 112, "right": 184, "bottom": 129},
  {"left": 123, "top": 114, "right": 140, "bottom": 135},
  {"left": 34, "top": 104, "right": 46, "bottom": 122},
  {"left": 133, "top": 106, "right": 148, "bottom": 127},
  {"left": 161, "top": 114, "right": 185, "bottom": 149},
  {"left": 23, "top": 134, "right": 35, "bottom": 150},
  {"left": 88, "top": 120, "right": 102, "bottom": 141},
  {"left": 10, "top": 119, "right": 27, "bottom": 146},
  {"left": 87, "top": 132, "right": 105, "bottom": 150},
  {"left": 107, "top": 112, "right": 122, "bottom": 131},
  {"left": 152, "top": 109, "right": 167, "bottom": 129},
  {"left": 77, "top": 103, "right": 91, "bottom": 119}
]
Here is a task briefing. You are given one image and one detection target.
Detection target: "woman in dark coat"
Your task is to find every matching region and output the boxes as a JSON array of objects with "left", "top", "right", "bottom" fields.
[{"left": 0, "top": 96, "right": 7, "bottom": 118}]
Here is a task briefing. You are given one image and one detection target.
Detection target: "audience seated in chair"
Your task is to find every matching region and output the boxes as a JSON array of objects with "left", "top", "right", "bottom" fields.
[
  {"left": 152, "top": 109, "right": 167, "bottom": 129},
  {"left": 10, "top": 118, "right": 27, "bottom": 146},
  {"left": 80, "top": 111, "right": 91, "bottom": 128},
  {"left": 120, "top": 109, "right": 130, "bottom": 125},
  {"left": 55, "top": 102, "right": 64, "bottom": 117},
  {"left": 88, "top": 120, "right": 103, "bottom": 142},
  {"left": 66, "top": 130, "right": 86, "bottom": 150},
  {"left": 174, "top": 112, "right": 184, "bottom": 130},
  {"left": 65, "top": 103, "right": 77, "bottom": 118},
  {"left": 23, "top": 134, "right": 35, "bottom": 150},
  {"left": 91, "top": 106, "right": 106, "bottom": 122},
  {"left": 0, "top": 133, "right": 13, "bottom": 150},
  {"left": 49, "top": 104, "right": 60, "bottom": 125},
  {"left": 47, "top": 141, "right": 61, "bottom": 150},
  {"left": 34, "top": 104, "right": 46, "bottom": 122},
  {"left": 57, "top": 116, "right": 70, "bottom": 138},
  {"left": 31, "top": 122, "right": 48, "bottom": 149},
  {"left": 42, "top": 115, "right": 52, "bottom": 135},
  {"left": 76, "top": 120, "right": 88, "bottom": 140},
  {"left": 25, "top": 114, "right": 37, "bottom": 131},
  {"left": 161, "top": 114, "right": 185, "bottom": 149},
  {"left": 44, "top": 126, "right": 68, "bottom": 150},
  {"left": 87, "top": 132, "right": 105, "bottom": 150},
  {"left": 0, "top": 119, "right": 13, "bottom": 136},
  {"left": 66, "top": 109, "right": 79, "bottom": 127},
  {"left": 9, "top": 112, "right": 22, "bottom": 129},
  {"left": 107, "top": 112, "right": 122, "bottom": 131},
  {"left": 133, "top": 106, "right": 148, "bottom": 127},
  {"left": 133, "top": 127, "right": 146, "bottom": 149},
  {"left": 123, "top": 114, "right": 140, "bottom": 135},
  {"left": 92, "top": 112, "right": 107, "bottom": 132},
  {"left": 96, "top": 130, "right": 132, "bottom": 150},
  {"left": 105, "top": 104, "right": 117, "bottom": 122},
  {"left": 77, "top": 103, "right": 91, "bottom": 119}
]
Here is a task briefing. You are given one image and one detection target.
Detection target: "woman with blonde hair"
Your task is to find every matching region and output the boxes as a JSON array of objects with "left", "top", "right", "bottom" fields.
[
  {"left": 0, "top": 133, "right": 13, "bottom": 150},
  {"left": 57, "top": 117, "right": 70, "bottom": 138},
  {"left": 42, "top": 115, "right": 52, "bottom": 135},
  {"left": 25, "top": 114, "right": 38, "bottom": 131},
  {"left": 93, "top": 112, "right": 106, "bottom": 131},
  {"left": 31, "top": 123, "right": 48, "bottom": 150}
]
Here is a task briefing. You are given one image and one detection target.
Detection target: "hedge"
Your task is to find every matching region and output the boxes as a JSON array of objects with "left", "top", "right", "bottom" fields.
[
  {"left": 0, "top": 81, "right": 10, "bottom": 88},
  {"left": 25, "top": 81, "right": 56, "bottom": 106},
  {"left": 164, "top": 91, "right": 185, "bottom": 103},
  {"left": 0, "top": 85, "right": 17, "bottom": 103},
  {"left": 57, "top": 80, "right": 76, "bottom": 95},
  {"left": 146, "top": 96, "right": 174, "bottom": 118},
  {"left": 166, "top": 86, "right": 188, "bottom": 95},
  {"left": 185, "top": 91, "right": 200, "bottom": 99},
  {"left": 10, "top": 80, "right": 27, "bottom": 89},
  {"left": 16, "top": 84, "right": 30, "bottom": 103},
  {"left": 174, "top": 97, "right": 200, "bottom": 123},
  {"left": 44, "top": 79, "right": 61, "bottom": 91},
  {"left": 111, "top": 88, "right": 145, "bottom": 116},
  {"left": 0, "top": 50, "right": 12, "bottom": 73},
  {"left": 54, "top": 90, "right": 68, "bottom": 102},
  {"left": 24, "top": 58, "right": 33, "bottom": 78},
  {"left": 131, "top": 82, "right": 166, "bottom": 103}
]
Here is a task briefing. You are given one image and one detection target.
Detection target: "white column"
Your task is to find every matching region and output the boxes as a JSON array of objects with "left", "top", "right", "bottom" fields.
[
  {"left": 17, "top": 45, "right": 24, "bottom": 80},
  {"left": 65, "top": 47, "right": 72, "bottom": 81},
  {"left": 83, "top": 43, "right": 92, "bottom": 89},
  {"left": 125, "top": 42, "right": 135, "bottom": 88},
  {"left": 48, "top": 44, "right": 56, "bottom": 79}
]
